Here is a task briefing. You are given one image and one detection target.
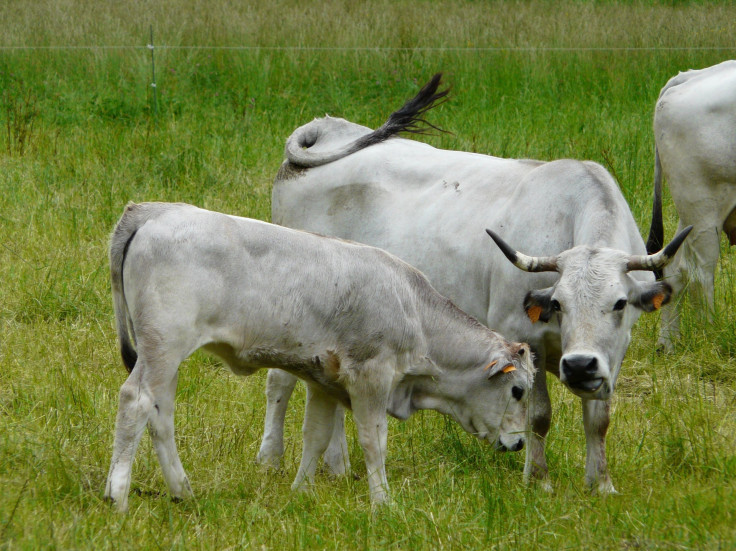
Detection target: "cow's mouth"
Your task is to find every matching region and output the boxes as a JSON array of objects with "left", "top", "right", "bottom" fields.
[{"left": 568, "top": 377, "right": 604, "bottom": 393}]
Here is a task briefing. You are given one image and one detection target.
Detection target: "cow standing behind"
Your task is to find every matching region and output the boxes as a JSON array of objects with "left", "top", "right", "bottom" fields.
[
  {"left": 104, "top": 202, "right": 534, "bottom": 512},
  {"left": 259, "top": 75, "right": 690, "bottom": 493},
  {"left": 646, "top": 60, "right": 736, "bottom": 351}
]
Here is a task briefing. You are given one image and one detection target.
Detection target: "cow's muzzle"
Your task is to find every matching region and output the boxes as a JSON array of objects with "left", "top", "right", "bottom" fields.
[
  {"left": 560, "top": 353, "right": 610, "bottom": 397},
  {"left": 495, "top": 436, "right": 525, "bottom": 453}
]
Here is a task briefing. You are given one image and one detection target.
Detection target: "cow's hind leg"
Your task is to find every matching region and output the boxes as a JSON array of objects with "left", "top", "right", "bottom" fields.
[
  {"left": 582, "top": 398, "right": 615, "bottom": 494},
  {"left": 525, "top": 359, "right": 552, "bottom": 492},
  {"left": 257, "top": 369, "right": 298, "bottom": 470},
  {"left": 105, "top": 353, "right": 183, "bottom": 512},
  {"left": 147, "top": 370, "right": 193, "bottom": 502},
  {"left": 291, "top": 385, "right": 338, "bottom": 491},
  {"left": 659, "top": 215, "right": 721, "bottom": 351}
]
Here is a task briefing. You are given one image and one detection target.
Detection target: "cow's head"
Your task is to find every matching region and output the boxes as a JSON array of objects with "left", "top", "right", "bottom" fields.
[{"left": 485, "top": 226, "right": 692, "bottom": 400}]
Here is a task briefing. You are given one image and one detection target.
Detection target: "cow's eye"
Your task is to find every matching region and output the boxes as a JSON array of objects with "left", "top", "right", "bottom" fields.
[
  {"left": 613, "top": 299, "right": 627, "bottom": 311},
  {"left": 511, "top": 386, "right": 525, "bottom": 401},
  {"left": 551, "top": 299, "right": 561, "bottom": 312}
]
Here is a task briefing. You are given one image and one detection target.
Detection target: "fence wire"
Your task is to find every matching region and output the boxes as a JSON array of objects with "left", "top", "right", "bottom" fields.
[{"left": 1, "top": 45, "right": 734, "bottom": 52}]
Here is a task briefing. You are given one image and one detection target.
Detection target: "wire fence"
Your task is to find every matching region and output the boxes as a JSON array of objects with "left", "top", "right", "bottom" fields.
[{"left": 1, "top": 45, "right": 735, "bottom": 52}]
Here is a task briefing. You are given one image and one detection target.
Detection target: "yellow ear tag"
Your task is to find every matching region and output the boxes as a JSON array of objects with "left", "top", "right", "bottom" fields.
[
  {"left": 502, "top": 364, "right": 516, "bottom": 374},
  {"left": 527, "top": 305, "right": 542, "bottom": 324},
  {"left": 652, "top": 293, "right": 664, "bottom": 310},
  {"left": 483, "top": 360, "right": 498, "bottom": 371}
]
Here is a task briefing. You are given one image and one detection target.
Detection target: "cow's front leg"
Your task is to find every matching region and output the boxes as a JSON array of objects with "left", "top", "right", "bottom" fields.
[
  {"left": 582, "top": 398, "right": 616, "bottom": 494},
  {"left": 257, "top": 369, "right": 298, "bottom": 469},
  {"left": 291, "top": 385, "right": 338, "bottom": 491},
  {"left": 524, "top": 362, "right": 552, "bottom": 492}
]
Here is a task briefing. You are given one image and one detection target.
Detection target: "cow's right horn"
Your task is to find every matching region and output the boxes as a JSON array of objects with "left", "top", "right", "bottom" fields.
[
  {"left": 486, "top": 229, "right": 558, "bottom": 273},
  {"left": 626, "top": 225, "right": 693, "bottom": 272}
]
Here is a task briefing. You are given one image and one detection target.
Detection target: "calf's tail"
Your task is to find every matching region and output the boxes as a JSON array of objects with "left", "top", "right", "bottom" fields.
[
  {"left": 645, "top": 145, "right": 665, "bottom": 280},
  {"left": 109, "top": 203, "right": 145, "bottom": 372}
]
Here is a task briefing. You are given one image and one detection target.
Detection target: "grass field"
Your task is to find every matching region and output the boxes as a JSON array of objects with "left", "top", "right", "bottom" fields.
[{"left": 2, "top": 1, "right": 736, "bottom": 549}]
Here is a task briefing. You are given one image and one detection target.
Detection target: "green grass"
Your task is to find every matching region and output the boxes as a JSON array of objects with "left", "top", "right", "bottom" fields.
[{"left": 2, "top": 1, "right": 736, "bottom": 549}]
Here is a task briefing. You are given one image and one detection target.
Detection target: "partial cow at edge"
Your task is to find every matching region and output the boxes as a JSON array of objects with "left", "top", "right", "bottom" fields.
[
  {"left": 104, "top": 202, "right": 534, "bottom": 512},
  {"left": 262, "top": 74, "right": 691, "bottom": 494},
  {"left": 646, "top": 60, "right": 736, "bottom": 351}
]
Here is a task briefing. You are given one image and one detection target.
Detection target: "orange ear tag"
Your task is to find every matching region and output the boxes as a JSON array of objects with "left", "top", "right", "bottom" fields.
[
  {"left": 527, "top": 305, "right": 542, "bottom": 324},
  {"left": 652, "top": 293, "right": 664, "bottom": 310},
  {"left": 502, "top": 364, "right": 516, "bottom": 374},
  {"left": 483, "top": 360, "right": 498, "bottom": 371}
]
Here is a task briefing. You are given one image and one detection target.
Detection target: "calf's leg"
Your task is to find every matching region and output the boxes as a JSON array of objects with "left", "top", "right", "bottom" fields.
[
  {"left": 344, "top": 364, "right": 392, "bottom": 504},
  {"left": 257, "top": 369, "right": 298, "bottom": 469},
  {"left": 147, "top": 370, "right": 192, "bottom": 501},
  {"left": 291, "top": 385, "right": 338, "bottom": 491},
  {"left": 105, "top": 354, "right": 184, "bottom": 512},
  {"left": 322, "top": 404, "right": 350, "bottom": 476}
]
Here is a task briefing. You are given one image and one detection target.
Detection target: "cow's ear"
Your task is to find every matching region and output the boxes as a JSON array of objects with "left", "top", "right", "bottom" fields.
[
  {"left": 630, "top": 281, "right": 674, "bottom": 313},
  {"left": 523, "top": 288, "right": 555, "bottom": 323}
]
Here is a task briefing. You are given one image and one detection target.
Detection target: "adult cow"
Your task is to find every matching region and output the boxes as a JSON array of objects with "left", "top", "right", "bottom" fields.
[
  {"left": 104, "top": 202, "right": 534, "bottom": 511},
  {"left": 646, "top": 60, "right": 736, "bottom": 351},
  {"left": 258, "top": 74, "right": 691, "bottom": 493}
]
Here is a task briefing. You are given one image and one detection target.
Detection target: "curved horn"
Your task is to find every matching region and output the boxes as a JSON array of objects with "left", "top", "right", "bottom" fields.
[
  {"left": 626, "top": 225, "right": 693, "bottom": 272},
  {"left": 485, "top": 229, "right": 558, "bottom": 273}
]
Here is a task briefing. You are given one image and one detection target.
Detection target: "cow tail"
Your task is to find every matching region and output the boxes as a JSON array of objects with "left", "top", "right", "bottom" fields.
[
  {"left": 110, "top": 203, "right": 142, "bottom": 372},
  {"left": 358, "top": 73, "right": 450, "bottom": 145},
  {"left": 285, "top": 74, "right": 450, "bottom": 168},
  {"left": 645, "top": 145, "right": 665, "bottom": 279}
]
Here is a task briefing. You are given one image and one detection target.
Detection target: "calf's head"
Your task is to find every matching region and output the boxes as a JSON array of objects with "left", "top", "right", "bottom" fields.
[
  {"left": 442, "top": 342, "right": 535, "bottom": 452},
  {"left": 486, "top": 226, "right": 691, "bottom": 400}
]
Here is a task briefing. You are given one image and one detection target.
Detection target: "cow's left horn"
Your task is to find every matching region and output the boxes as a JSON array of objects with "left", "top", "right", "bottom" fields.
[
  {"left": 486, "top": 230, "right": 558, "bottom": 273},
  {"left": 626, "top": 225, "right": 693, "bottom": 272}
]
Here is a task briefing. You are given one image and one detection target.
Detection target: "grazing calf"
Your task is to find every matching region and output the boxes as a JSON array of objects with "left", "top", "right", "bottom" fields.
[
  {"left": 104, "top": 202, "right": 534, "bottom": 511},
  {"left": 262, "top": 74, "right": 691, "bottom": 493},
  {"left": 646, "top": 60, "right": 736, "bottom": 351}
]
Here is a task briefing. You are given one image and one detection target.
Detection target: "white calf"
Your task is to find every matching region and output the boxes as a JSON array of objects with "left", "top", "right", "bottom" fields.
[{"left": 104, "top": 202, "right": 534, "bottom": 511}]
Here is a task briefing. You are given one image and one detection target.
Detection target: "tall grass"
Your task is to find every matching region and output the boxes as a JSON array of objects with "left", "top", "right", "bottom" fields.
[{"left": 1, "top": 1, "right": 735, "bottom": 549}]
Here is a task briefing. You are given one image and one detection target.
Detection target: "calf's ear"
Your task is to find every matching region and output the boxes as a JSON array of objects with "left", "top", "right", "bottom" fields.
[
  {"left": 523, "top": 288, "right": 555, "bottom": 323},
  {"left": 630, "top": 281, "right": 674, "bottom": 313}
]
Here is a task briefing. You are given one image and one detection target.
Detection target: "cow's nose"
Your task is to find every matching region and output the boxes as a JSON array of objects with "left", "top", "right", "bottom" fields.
[
  {"left": 561, "top": 355, "right": 598, "bottom": 377},
  {"left": 497, "top": 438, "right": 525, "bottom": 452},
  {"left": 561, "top": 354, "right": 604, "bottom": 392}
]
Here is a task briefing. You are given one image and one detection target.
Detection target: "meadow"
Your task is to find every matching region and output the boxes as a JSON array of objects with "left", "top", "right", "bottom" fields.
[{"left": 1, "top": 1, "right": 736, "bottom": 549}]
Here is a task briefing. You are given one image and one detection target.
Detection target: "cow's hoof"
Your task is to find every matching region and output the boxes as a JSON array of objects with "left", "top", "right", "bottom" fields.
[{"left": 256, "top": 450, "right": 282, "bottom": 471}]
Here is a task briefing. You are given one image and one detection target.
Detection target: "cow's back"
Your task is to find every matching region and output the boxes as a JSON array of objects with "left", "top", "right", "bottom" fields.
[
  {"left": 655, "top": 61, "right": 736, "bottom": 192},
  {"left": 272, "top": 134, "right": 645, "bottom": 348}
]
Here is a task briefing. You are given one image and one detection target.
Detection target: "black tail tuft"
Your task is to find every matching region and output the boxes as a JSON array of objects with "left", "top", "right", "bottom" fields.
[
  {"left": 382, "top": 73, "right": 450, "bottom": 136},
  {"left": 121, "top": 341, "right": 137, "bottom": 373},
  {"left": 354, "top": 73, "right": 450, "bottom": 150}
]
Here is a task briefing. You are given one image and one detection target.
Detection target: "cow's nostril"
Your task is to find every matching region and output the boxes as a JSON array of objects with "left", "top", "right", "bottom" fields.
[{"left": 513, "top": 439, "right": 524, "bottom": 452}]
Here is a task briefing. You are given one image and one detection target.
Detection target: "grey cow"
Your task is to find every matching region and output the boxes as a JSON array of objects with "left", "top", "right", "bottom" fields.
[
  {"left": 259, "top": 75, "right": 691, "bottom": 493},
  {"left": 647, "top": 60, "right": 736, "bottom": 351},
  {"left": 104, "top": 202, "right": 534, "bottom": 511}
]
